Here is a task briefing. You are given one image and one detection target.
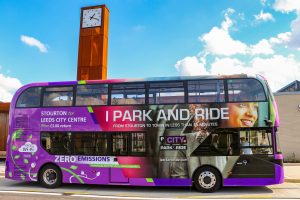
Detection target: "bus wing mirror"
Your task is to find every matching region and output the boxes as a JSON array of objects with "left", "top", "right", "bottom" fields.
[{"left": 264, "top": 119, "right": 272, "bottom": 126}]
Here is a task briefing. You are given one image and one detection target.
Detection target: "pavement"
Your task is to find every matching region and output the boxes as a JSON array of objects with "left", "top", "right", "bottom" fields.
[{"left": 283, "top": 163, "right": 300, "bottom": 183}]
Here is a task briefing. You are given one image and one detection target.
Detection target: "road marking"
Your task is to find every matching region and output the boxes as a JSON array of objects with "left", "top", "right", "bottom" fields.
[
  {"left": 238, "top": 195, "right": 273, "bottom": 199},
  {"left": 71, "top": 195, "right": 213, "bottom": 200},
  {"left": 0, "top": 190, "right": 296, "bottom": 200},
  {"left": 62, "top": 191, "right": 90, "bottom": 195},
  {"left": 70, "top": 194, "right": 285, "bottom": 200},
  {"left": 0, "top": 190, "right": 62, "bottom": 196}
]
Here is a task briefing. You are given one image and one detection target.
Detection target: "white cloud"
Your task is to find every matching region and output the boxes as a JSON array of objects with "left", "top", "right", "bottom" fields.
[
  {"left": 210, "top": 55, "right": 300, "bottom": 92},
  {"left": 250, "top": 39, "right": 274, "bottom": 55},
  {"left": 175, "top": 56, "right": 208, "bottom": 76},
  {"left": 20, "top": 35, "right": 48, "bottom": 53},
  {"left": 200, "top": 8, "right": 277, "bottom": 56},
  {"left": 175, "top": 4, "right": 300, "bottom": 92},
  {"left": 273, "top": 0, "right": 300, "bottom": 13},
  {"left": 0, "top": 73, "right": 22, "bottom": 102},
  {"left": 200, "top": 9, "right": 248, "bottom": 56},
  {"left": 221, "top": 8, "right": 235, "bottom": 31},
  {"left": 273, "top": 0, "right": 300, "bottom": 49},
  {"left": 254, "top": 10, "right": 275, "bottom": 23},
  {"left": 175, "top": 54, "right": 300, "bottom": 92},
  {"left": 251, "top": 54, "right": 300, "bottom": 91},
  {"left": 210, "top": 57, "right": 253, "bottom": 75},
  {"left": 269, "top": 32, "right": 291, "bottom": 44},
  {"left": 287, "top": 15, "right": 300, "bottom": 48}
]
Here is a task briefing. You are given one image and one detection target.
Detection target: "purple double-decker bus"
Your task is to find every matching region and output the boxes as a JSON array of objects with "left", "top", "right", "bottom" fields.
[{"left": 5, "top": 74, "right": 284, "bottom": 192}]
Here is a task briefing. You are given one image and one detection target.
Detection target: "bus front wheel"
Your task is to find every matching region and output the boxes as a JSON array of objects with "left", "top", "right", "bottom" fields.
[
  {"left": 193, "top": 166, "right": 221, "bottom": 193},
  {"left": 39, "top": 164, "right": 62, "bottom": 188}
]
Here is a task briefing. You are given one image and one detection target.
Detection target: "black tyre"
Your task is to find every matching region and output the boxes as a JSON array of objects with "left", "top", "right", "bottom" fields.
[
  {"left": 39, "top": 164, "right": 62, "bottom": 188},
  {"left": 193, "top": 166, "right": 221, "bottom": 193}
]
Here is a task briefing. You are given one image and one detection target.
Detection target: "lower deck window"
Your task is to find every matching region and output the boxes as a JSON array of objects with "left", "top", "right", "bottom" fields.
[
  {"left": 191, "top": 129, "right": 274, "bottom": 156},
  {"left": 239, "top": 130, "right": 273, "bottom": 155},
  {"left": 41, "top": 132, "right": 146, "bottom": 156}
]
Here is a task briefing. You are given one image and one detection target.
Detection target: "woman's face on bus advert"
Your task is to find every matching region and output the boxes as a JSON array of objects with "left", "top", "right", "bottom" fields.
[{"left": 227, "top": 103, "right": 258, "bottom": 127}]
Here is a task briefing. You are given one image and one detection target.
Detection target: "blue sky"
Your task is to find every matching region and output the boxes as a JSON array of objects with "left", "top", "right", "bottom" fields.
[{"left": 1, "top": 0, "right": 300, "bottom": 101}]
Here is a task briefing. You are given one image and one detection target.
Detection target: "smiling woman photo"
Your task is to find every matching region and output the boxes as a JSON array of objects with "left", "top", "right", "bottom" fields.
[{"left": 224, "top": 102, "right": 259, "bottom": 128}]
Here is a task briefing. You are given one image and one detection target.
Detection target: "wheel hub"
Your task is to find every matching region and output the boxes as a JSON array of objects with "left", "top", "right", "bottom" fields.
[
  {"left": 43, "top": 169, "right": 57, "bottom": 185},
  {"left": 198, "top": 171, "right": 216, "bottom": 189}
]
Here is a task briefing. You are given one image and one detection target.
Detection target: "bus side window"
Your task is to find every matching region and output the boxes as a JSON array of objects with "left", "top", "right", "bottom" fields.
[
  {"left": 188, "top": 80, "right": 225, "bottom": 103},
  {"left": 148, "top": 82, "right": 185, "bottom": 104},
  {"left": 131, "top": 132, "right": 146, "bottom": 154},
  {"left": 112, "top": 133, "right": 128, "bottom": 156},
  {"left": 111, "top": 83, "right": 145, "bottom": 105},
  {"left": 239, "top": 130, "right": 273, "bottom": 155},
  {"left": 43, "top": 87, "right": 73, "bottom": 107},
  {"left": 191, "top": 132, "right": 239, "bottom": 156},
  {"left": 227, "top": 79, "right": 266, "bottom": 102},
  {"left": 16, "top": 87, "right": 42, "bottom": 108},
  {"left": 76, "top": 84, "right": 108, "bottom": 106}
]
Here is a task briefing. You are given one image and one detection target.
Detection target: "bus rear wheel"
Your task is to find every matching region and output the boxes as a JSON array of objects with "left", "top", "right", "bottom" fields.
[
  {"left": 39, "top": 164, "right": 62, "bottom": 188},
  {"left": 193, "top": 166, "right": 221, "bottom": 193}
]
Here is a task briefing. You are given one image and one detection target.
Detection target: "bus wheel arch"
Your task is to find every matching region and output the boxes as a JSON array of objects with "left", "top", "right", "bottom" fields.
[
  {"left": 38, "top": 163, "right": 62, "bottom": 188},
  {"left": 192, "top": 165, "right": 223, "bottom": 193}
]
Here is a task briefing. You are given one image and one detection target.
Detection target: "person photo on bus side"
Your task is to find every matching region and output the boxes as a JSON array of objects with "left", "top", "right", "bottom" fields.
[
  {"left": 240, "top": 137, "right": 253, "bottom": 155},
  {"left": 225, "top": 102, "right": 258, "bottom": 127},
  {"left": 210, "top": 134, "right": 224, "bottom": 155},
  {"left": 260, "top": 132, "right": 268, "bottom": 146},
  {"left": 211, "top": 135, "right": 219, "bottom": 149}
]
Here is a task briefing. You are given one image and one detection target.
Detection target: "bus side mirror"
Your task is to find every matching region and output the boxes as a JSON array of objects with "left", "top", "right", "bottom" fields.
[{"left": 264, "top": 119, "right": 272, "bottom": 126}]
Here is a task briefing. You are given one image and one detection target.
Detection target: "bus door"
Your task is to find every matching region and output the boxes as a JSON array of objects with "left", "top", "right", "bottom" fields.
[
  {"left": 230, "top": 130, "right": 275, "bottom": 178},
  {"left": 110, "top": 133, "right": 129, "bottom": 183}
]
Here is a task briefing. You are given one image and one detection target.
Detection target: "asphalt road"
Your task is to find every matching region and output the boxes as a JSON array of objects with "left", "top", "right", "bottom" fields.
[{"left": 1, "top": 164, "right": 300, "bottom": 200}]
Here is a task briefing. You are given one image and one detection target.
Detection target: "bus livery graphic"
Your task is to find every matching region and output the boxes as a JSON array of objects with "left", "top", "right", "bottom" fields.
[{"left": 5, "top": 75, "right": 284, "bottom": 192}]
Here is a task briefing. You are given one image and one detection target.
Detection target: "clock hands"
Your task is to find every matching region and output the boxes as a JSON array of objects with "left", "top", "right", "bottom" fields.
[
  {"left": 90, "top": 13, "right": 95, "bottom": 20},
  {"left": 89, "top": 13, "right": 100, "bottom": 21}
]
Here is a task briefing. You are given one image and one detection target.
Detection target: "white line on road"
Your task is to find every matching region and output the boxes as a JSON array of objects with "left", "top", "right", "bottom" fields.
[
  {"left": 71, "top": 195, "right": 213, "bottom": 200},
  {"left": 0, "top": 190, "right": 62, "bottom": 196},
  {"left": 70, "top": 194, "right": 283, "bottom": 200},
  {"left": 0, "top": 190, "right": 297, "bottom": 200}
]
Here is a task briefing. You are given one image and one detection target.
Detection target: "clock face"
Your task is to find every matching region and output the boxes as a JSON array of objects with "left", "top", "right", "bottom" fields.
[{"left": 82, "top": 8, "right": 102, "bottom": 28}]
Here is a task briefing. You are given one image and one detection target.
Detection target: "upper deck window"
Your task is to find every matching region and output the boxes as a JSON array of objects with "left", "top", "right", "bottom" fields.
[
  {"left": 227, "top": 79, "right": 266, "bottom": 102},
  {"left": 149, "top": 82, "right": 185, "bottom": 104},
  {"left": 188, "top": 80, "right": 225, "bottom": 103},
  {"left": 16, "top": 87, "right": 42, "bottom": 108},
  {"left": 111, "top": 83, "right": 145, "bottom": 105},
  {"left": 43, "top": 87, "right": 74, "bottom": 107},
  {"left": 76, "top": 84, "right": 108, "bottom": 106}
]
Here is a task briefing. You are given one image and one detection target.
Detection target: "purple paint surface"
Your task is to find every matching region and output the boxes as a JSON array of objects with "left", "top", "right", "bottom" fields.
[
  {"left": 224, "top": 178, "right": 276, "bottom": 186},
  {"left": 154, "top": 178, "right": 192, "bottom": 186}
]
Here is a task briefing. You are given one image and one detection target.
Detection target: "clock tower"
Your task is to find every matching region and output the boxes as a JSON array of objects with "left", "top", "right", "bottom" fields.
[{"left": 77, "top": 5, "right": 109, "bottom": 80}]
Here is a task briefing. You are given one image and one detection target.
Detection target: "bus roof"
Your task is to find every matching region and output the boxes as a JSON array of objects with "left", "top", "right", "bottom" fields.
[
  {"left": 11, "top": 73, "right": 267, "bottom": 106},
  {"left": 20, "top": 73, "right": 265, "bottom": 88}
]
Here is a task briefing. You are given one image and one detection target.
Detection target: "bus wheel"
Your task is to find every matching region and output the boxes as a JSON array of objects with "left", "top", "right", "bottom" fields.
[
  {"left": 193, "top": 166, "right": 221, "bottom": 193},
  {"left": 39, "top": 164, "right": 62, "bottom": 188}
]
